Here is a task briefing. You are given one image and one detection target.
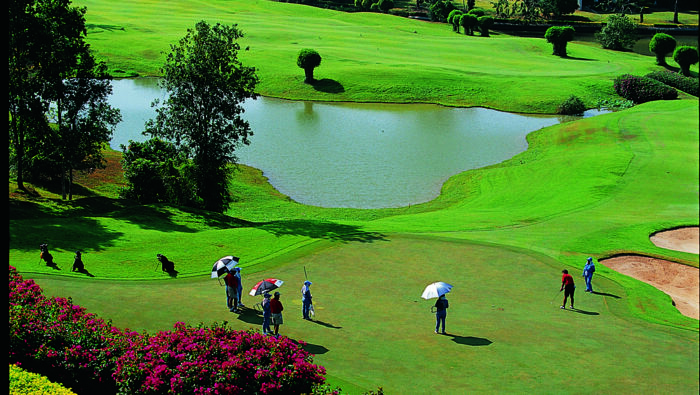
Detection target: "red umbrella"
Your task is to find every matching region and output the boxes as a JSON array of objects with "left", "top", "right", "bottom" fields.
[{"left": 249, "top": 278, "right": 284, "bottom": 296}]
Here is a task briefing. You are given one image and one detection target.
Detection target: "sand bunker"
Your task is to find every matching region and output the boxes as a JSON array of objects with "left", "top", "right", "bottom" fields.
[
  {"left": 601, "top": 227, "right": 699, "bottom": 320},
  {"left": 650, "top": 226, "right": 699, "bottom": 254}
]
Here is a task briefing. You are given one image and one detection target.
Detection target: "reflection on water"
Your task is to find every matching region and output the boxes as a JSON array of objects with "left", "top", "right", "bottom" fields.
[{"left": 109, "top": 79, "right": 603, "bottom": 209}]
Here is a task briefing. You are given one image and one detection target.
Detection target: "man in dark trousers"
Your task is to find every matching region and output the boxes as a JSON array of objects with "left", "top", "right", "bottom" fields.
[
  {"left": 560, "top": 269, "right": 575, "bottom": 309},
  {"left": 224, "top": 270, "right": 240, "bottom": 313}
]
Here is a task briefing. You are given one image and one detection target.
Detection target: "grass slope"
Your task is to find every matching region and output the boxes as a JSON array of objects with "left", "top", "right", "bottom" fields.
[
  {"left": 73, "top": 0, "right": 698, "bottom": 113},
  {"left": 11, "top": 100, "right": 698, "bottom": 393},
  {"left": 9, "top": 0, "right": 699, "bottom": 393}
]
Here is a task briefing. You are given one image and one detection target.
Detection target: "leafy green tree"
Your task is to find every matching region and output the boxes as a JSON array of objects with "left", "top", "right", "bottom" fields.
[
  {"left": 649, "top": 33, "right": 677, "bottom": 66},
  {"left": 477, "top": 16, "right": 494, "bottom": 36},
  {"left": 552, "top": 0, "right": 579, "bottom": 16},
  {"left": 297, "top": 49, "right": 323, "bottom": 83},
  {"left": 460, "top": 13, "right": 479, "bottom": 35},
  {"left": 545, "top": 26, "right": 576, "bottom": 57},
  {"left": 378, "top": 0, "right": 394, "bottom": 12},
  {"left": 120, "top": 138, "right": 197, "bottom": 205},
  {"left": 145, "top": 21, "right": 259, "bottom": 212},
  {"left": 429, "top": 0, "right": 455, "bottom": 22},
  {"left": 673, "top": 46, "right": 699, "bottom": 77},
  {"left": 10, "top": 0, "right": 118, "bottom": 194},
  {"left": 595, "top": 14, "right": 637, "bottom": 51},
  {"left": 448, "top": 10, "right": 463, "bottom": 32}
]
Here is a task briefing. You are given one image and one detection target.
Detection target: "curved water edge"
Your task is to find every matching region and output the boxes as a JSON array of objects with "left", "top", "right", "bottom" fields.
[{"left": 108, "top": 78, "right": 607, "bottom": 209}]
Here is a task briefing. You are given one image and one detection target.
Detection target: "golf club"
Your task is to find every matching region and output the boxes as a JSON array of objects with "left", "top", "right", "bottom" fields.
[{"left": 550, "top": 289, "right": 562, "bottom": 305}]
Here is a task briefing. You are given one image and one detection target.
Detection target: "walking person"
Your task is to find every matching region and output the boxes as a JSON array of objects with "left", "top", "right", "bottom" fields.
[
  {"left": 583, "top": 257, "right": 596, "bottom": 293},
  {"left": 234, "top": 267, "right": 244, "bottom": 308},
  {"left": 301, "top": 280, "right": 313, "bottom": 320},
  {"left": 224, "top": 270, "right": 240, "bottom": 313},
  {"left": 434, "top": 295, "right": 449, "bottom": 334},
  {"left": 270, "top": 291, "right": 284, "bottom": 337},
  {"left": 560, "top": 269, "right": 575, "bottom": 309},
  {"left": 261, "top": 293, "right": 272, "bottom": 335}
]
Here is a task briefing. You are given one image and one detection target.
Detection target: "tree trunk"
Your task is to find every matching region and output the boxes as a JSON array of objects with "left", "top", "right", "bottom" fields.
[
  {"left": 673, "top": 0, "right": 679, "bottom": 24},
  {"left": 304, "top": 68, "right": 315, "bottom": 83}
]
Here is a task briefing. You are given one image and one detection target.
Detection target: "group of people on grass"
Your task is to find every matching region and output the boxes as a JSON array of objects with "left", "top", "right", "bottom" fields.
[
  {"left": 560, "top": 257, "right": 596, "bottom": 310},
  {"left": 223, "top": 267, "right": 313, "bottom": 337}
]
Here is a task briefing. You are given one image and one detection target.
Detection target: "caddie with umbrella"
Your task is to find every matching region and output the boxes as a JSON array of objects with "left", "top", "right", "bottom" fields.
[{"left": 422, "top": 281, "right": 452, "bottom": 335}]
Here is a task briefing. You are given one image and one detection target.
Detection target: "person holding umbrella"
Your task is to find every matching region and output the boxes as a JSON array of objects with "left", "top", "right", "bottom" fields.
[
  {"left": 434, "top": 295, "right": 449, "bottom": 334},
  {"left": 301, "top": 280, "right": 313, "bottom": 320},
  {"left": 261, "top": 292, "right": 272, "bottom": 335},
  {"left": 270, "top": 291, "right": 284, "bottom": 337},
  {"left": 224, "top": 269, "right": 240, "bottom": 313},
  {"left": 582, "top": 257, "right": 596, "bottom": 293}
]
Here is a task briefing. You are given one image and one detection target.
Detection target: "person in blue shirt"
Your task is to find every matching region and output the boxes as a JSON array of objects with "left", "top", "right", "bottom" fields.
[
  {"left": 434, "top": 295, "right": 449, "bottom": 334},
  {"left": 583, "top": 257, "right": 596, "bottom": 293},
  {"left": 261, "top": 292, "right": 272, "bottom": 335},
  {"left": 234, "top": 267, "right": 244, "bottom": 308},
  {"left": 301, "top": 280, "right": 313, "bottom": 320}
]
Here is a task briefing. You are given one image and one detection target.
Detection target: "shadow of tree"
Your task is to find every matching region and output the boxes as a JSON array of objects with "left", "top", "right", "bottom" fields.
[
  {"left": 310, "top": 78, "right": 345, "bottom": 94},
  {"left": 256, "top": 219, "right": 387, "bottom": 243}
]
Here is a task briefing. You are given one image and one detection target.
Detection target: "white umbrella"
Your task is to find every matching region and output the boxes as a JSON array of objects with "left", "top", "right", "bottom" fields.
[
  {"left": 211, "top": 256, "right": 239, "bottom": 278},
  {"left": 421, "top": 281, "right": 453, "bottom": 299}
]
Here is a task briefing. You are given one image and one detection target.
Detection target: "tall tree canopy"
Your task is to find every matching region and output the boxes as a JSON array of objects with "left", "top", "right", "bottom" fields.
[
  {"left": 9, "top": 0, "right": 120, "bottom": 196},
  {"left": 145, "top": 21, "right": 259, "bottom": 212}
]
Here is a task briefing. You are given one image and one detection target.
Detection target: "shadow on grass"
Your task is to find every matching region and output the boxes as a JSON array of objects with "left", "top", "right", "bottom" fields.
[
  {"left": 256, "top": 219, "right": 387, "bottom": 243},
  {"left": 592, "top": 291, "right": 620, "bottom": 299},
  {"left": 310, "top": 78, "right": 344, "bottom": 94},
  {"left": 311, "top": 319, "right": 342, "bottom": 329},
  {"left": 448, "top": 334, "right": 493, "bottom": 346},
  {"left": 300, "top": 342, "right": 330, "bottom": 355},
  {"left": 235, "top": 307, "right": 263, "bottom": 325},
  {"left": 564, "top": 308, "right": 600, "bottom": 315}
]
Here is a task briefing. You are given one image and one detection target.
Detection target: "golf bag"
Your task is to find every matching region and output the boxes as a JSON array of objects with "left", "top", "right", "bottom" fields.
[
  {"left": 157, "top": 254, "right": 175, "bottom": 272},
  {"left": 72, "top": 251, "right": 84, "bottom": 272},
  {"left": 39, "top": 243, "right": 55, "bottom": 266}
]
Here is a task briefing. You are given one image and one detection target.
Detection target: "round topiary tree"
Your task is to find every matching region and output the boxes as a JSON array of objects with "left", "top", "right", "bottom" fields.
[
  {"left": 459, "top": 13, "right": 478, "bottom": 36},
  {"left": 649, "top": 33, "right": 677, "bottom": 66},
  {"left": 378, "top": 0, "right": 394, "bottom": 12},
  {"left": 545, "top": 26, "right": 576, "bottom": 57},
  {"left": 297, "top": 49, "right": 322, "bottom": 83},
  {"left": 477, "top": 16, "right": 494, "bottom": 37},
  {"left": 673, "top": 45, "right": 699, "bottom": 77}
]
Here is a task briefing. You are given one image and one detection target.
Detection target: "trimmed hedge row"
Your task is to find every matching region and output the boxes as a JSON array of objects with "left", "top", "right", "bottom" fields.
[
  {"left": 613, "top": 74, "right": 678, "bottom": 103},
  {"left": 645, "top": 70, "right": 699, "bottom": 96}
]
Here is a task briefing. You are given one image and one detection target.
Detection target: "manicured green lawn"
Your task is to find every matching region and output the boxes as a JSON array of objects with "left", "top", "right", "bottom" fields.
[
  {"left": 75, "top": 0, "right": 697, "bottom": 113},
  {"left": 9, "top": 0, "right": 699, "bottom": 393}
]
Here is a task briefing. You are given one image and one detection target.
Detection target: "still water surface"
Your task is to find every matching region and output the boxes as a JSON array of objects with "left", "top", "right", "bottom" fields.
[{"left": 109, "top": 78, "right": 602, "bottom": 208}]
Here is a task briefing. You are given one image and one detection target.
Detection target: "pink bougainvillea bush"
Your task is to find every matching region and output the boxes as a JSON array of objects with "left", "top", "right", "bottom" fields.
[{"left": 9, "top": 266, "right": 327, "bottom": 394}]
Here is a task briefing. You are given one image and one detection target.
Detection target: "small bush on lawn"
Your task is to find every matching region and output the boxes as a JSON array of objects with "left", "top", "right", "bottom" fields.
[
  {"left": 8, "top": 266, "right": 328, "bottom": 394},
  {"left": 557, "top": 95, "right": 586, "bottom": 115},
  {"left": 646, "top": 70, "right": 699, "bottom": 96},
  {"left": 613, "top": 74, "right": 678, "bottom": 103}
]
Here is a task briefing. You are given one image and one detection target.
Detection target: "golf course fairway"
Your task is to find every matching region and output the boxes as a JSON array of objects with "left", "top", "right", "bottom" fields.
[{"left": 8, "top": 0, "right": 699, "bottom": 393}]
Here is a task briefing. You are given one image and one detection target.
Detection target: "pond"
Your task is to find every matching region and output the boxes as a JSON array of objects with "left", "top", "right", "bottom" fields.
[{"left": 109, "top": 78, "right": 603, "bottom": 209}]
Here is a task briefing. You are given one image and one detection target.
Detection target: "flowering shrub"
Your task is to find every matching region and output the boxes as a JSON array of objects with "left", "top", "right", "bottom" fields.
[
  {"left": 646, "top": 70, "right": 699, "bottom": 97},
  {"left": 613, "top": 74, "right": 678, "bottom": 104},
  {"left": 9, "top": 266, "right": 328, "bottom": 394}
]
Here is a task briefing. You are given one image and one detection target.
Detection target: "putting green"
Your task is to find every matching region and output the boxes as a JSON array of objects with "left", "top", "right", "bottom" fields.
[{"left": 31, "top": 234, "right": 698, "bottom": 393}]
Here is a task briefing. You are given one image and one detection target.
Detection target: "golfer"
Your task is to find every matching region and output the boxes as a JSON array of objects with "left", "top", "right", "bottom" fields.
[
  {"left": 224, "top": 270, "right": 240, "bottom": 313},
  {"left": 583, "top": 257, "right": 596, "bottom": 293},
  {"left": 234, "top": 267, "right": 244, "bottom": 308},
  {"left": 434, "top": 295, "right": 449, "bottom": 334},
  {"left": 270, "top": 291, "right": 284, "bottom": 337},
  {"left": 261, "top": 292, "right": 272, "bottom": 335},
  {"left": 301, "top": 280, "right": 313, "bottom": 320},
  {"left": 560, "top": 269, "right": 575, "bottom": 309}
]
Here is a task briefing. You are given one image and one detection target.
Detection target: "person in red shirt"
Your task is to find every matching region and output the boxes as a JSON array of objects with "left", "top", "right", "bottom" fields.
[
  {"left": 560, "top": 269, "right": 575, "bottom": 309},
  {"left": 270, "top": 291, "right": 284, "bottom": 337},
  {"left": 224, "top": 271, "right": 240, "bottom": 313}
]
